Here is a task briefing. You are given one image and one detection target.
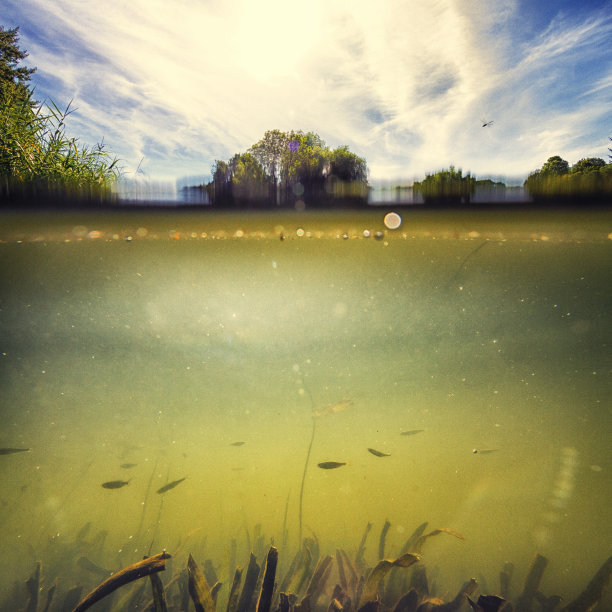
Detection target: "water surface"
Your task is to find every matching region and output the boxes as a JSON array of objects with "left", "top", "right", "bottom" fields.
[{"left": 0, "top": 208, "right": 610, "bottom": 604}]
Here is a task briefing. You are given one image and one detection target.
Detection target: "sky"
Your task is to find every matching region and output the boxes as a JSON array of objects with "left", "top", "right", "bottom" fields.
[{"left": 4, "top": 0, "right": 612, "bottom": 188}]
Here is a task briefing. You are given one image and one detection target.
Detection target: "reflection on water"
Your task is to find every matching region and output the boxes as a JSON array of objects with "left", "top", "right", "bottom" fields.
[{"left": 0, "top": 209, "right": 610, "bottom": 607}]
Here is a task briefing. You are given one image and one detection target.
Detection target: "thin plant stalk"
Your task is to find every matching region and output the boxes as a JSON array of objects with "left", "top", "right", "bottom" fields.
[{"left": 298, "top": 377, "right": 316, "bottom": 548}]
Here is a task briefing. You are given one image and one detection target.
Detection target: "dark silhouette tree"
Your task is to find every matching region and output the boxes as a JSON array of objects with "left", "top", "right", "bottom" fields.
[
  {"left": 209, "top": 159, "right": 233, "bottom": 206},
  {"left": 0, "top": 26, "right": 35, "bottom": 101}
]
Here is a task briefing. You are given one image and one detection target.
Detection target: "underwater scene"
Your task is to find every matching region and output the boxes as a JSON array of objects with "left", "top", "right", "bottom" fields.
[{"left": 0, "top": 208, "right": 610, "bottom": 611}]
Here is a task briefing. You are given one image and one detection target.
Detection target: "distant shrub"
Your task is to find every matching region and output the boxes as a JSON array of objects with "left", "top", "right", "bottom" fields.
[{"left": 413, "top": 166, "right": 476, "bottom": 205}]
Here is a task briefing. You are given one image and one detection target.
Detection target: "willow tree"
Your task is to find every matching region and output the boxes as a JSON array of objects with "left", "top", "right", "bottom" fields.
[{"left": 207, "top": 129, "right": 369, "bottom": 207}]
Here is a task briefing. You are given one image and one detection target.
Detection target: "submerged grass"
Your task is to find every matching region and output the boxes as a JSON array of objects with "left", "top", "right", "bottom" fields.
[{"left": 4, "top": 517, "right": 611, "bottom": 612}]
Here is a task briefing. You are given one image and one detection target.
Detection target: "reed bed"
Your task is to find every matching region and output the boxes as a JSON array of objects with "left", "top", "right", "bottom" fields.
[{"left": 1, "top": 91, "right": 120, "bottom": 205}]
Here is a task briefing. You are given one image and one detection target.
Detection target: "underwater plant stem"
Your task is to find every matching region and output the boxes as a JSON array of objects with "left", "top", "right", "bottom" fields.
[
  {"left": 282, "top": 491, "right": 290, "bottom": 548},
  {"left": 236, "top": 553, "right": 261, "bottom": 612},
  {"left": 25, "top": 562, "right": 40, "bottom": 612},
  {"left": 187, "top": 554, "right": 216, "bottom": 612},
  {"left": 298, "top": 416, "right": 316, "bottom": 548},
  {"left": 256, "top": 547, "right": 279, "bottom": 612},
  {"left": 135, "top": 458, "right": 158, "bottom": 546},
  {"left": 515, "top": 553, "right": 548, "bottom": 612},
  {"left": 298, "top": 373, "right": 317, "bottom": 548},
  {"left": 379, "top": 520, "right": 391, "bottom": 560},
  {"left": 149, "top": 571, "right": 168, "bottom": 612},
  {"left": 444, "top": 239, "right": 489, "bottom": 290},
  {"left": 562, "top": 555, "right": 612, "bottom": 612},
  {"left": 148, "top": 496, "right": 164, "bottom": 555},
  {"left": 71, "top": 552, "right": 170, "bottom": 612}
]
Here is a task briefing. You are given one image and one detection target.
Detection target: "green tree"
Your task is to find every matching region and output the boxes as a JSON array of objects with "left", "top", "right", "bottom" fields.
[
  {"left": 540, "top": 155, "right": 570, "bottom": 176},
  {"left": 0, "top": 26, "right": 35, "bottom": 101},
  {"left": 328, "top": 145, "right": 368, "bottom": 182},
  {"left": 525, "top": 155, "right": 611, "bottom": 203},
  {"left": 285, "top": 131, "right": 328, "bottom": 205},
  {"left": 413, "top": 166, "right": 475, "bottom": 205},
  {"left": 324, "top": 145, "right": 369, "bottom": 203},
  {"left": 205, "top": 129, "right": 369, "bottom": 207},
  {"left": 209, "top": 159, "right": 233, "bottom": 205},
  {"left": 249, "top": 129, "right": 289, "bottom": 205},
  {"left": 571, "top": 157, "right": 606, "bottom": 174},
  {"left": 232, "top": 152, "right": 267, "bottom": 204}
]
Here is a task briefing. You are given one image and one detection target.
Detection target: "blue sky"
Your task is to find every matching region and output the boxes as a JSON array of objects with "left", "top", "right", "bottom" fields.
[{"left": 4, "top": 0, "right": 612, "bottom": 187}]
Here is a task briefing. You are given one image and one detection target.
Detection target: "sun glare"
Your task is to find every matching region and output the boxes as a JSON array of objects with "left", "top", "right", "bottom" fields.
[{"left": 234, "top": 0, "right": 321, "bottom": 80}]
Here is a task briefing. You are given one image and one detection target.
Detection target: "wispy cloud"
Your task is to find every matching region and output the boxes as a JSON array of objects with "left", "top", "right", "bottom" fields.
[{"left": 5, "top": 0, "right": 612, "bottom": 183}]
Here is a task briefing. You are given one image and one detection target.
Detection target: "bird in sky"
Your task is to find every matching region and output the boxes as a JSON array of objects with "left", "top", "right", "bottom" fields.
[{"left": 482, "top": 120, "right": 494, "bottom": 127}]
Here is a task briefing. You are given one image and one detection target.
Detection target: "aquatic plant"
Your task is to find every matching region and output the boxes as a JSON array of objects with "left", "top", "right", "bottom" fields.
[
  {"left": 3, "top": 520, "right": 611, "bottom": 612},
  {"left": 0, "top": 90, "right": 120, "bottom": 205},
  {"left": 297, "top": 374, "right": 353, "bottom": 547}
]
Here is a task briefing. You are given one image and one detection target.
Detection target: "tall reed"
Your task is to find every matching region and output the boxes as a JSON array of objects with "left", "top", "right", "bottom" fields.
[{"left": 1, "top": 90, "right": 120, "bottom": 204}]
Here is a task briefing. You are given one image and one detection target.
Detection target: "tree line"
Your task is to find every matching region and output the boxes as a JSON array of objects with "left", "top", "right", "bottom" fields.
[
  {"left": 3, "top": 24, "right": 610, "bottom": 208},
  {"left": 523, "top": 155, "right": 612, "bottom": 204},
  {"left": 412, "top": 152, "right": 611, "bottom": 206},
  {"left": 202, "top": 129, "right": 369, "bottom": 208}
]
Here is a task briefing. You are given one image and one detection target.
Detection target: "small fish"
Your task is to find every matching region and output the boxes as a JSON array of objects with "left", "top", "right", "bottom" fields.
[
  {"left": 156, "top": 477, "right": 186, "bottom": 494},
  {"left": 101, "top": 480, "right": 130, "bottom": 489},
  {"left": 400, "top": 430, "right": 424, "bottom": 436},
  {"left": 230, "top": 442, "right": 245, "bottom": 447},
  {"left": 0, "top": 448, "right": 30, "bottom": 455},
  {"left": 317, "top": 461, "right": 347, "bottom": 470},
  {"left": 120, "top": 463, "right": 138, "bottom": 469},
  {"left": 472, "top": 448, "right": 498, "bottom": 454},
  {"left": 368, "top": 448, "right": 391, "bottom": 457}
]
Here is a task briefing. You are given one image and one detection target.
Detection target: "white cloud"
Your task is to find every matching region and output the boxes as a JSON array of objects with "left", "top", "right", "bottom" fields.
[{"left": 8, "top": 0, "right": 612, "bottom": 183}]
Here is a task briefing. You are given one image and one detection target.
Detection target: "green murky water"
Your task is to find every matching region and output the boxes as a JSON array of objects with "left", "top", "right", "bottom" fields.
[{"left": 0, "top": 208, "right": 610, "bottom": 607}]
